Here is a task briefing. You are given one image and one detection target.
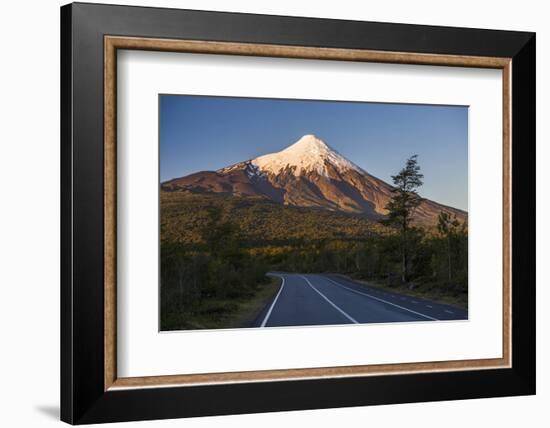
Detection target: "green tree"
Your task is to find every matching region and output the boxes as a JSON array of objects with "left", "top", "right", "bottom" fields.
[
  {"left": 201, "top": 208, "right": 240, "bottom": 259},
  {"left": 383, "top": 155, "right": 424, "bottom": 283},
  {"left": 437, "top": 211, "right": 461, "bottom": 282}
]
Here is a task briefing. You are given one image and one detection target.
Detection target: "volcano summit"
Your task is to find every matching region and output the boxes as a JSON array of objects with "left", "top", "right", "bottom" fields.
[{"left": 162, "top": 134, "right": 466, "bottom": 226}]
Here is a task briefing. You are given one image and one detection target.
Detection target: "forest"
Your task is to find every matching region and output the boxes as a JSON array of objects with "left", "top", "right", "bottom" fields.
[{"left": 160, "top": 156, "right": 468, "bottom": 331}]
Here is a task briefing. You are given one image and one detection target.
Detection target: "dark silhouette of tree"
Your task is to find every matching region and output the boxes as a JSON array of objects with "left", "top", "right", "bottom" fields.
[
  {"left": 383, "top": 155, "right": 424, "bottom": 283},
  {"left": 437, "top": 211, "right": 461, "bottom": 282},
  {"left": 201, "top": 207, "right": 240, "bottom": 259}
]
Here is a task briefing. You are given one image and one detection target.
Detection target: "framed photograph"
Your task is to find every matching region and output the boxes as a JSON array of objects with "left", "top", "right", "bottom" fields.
[{"left": 60, "top": 2, "right": 535, "bottom": 424}]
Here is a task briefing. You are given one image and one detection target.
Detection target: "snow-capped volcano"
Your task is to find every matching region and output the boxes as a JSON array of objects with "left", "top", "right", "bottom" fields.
[
  {"left": 162, "top": 134, "right": 466, "bottom": 226},
  {"left": 251, "top": 134, "right": 363, "bottom": 177}
]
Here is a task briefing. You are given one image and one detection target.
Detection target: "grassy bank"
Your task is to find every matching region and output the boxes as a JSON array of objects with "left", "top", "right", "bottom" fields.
[
  {"left": 161, "top": 275, "right": 281, "bottom": 331},
  {"left": 339, "top": 273, "right": 467, "bottom": 310}
]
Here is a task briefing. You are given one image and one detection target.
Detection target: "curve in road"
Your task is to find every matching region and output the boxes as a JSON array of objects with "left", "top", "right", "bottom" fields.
[{"left": 255, "top": 273, "right": 467, "bottom": 328}]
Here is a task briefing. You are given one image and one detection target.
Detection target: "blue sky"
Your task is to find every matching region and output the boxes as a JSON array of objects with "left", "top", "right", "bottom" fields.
[{"left": 160, "top": 95, "right": 468, "bottom": 211}]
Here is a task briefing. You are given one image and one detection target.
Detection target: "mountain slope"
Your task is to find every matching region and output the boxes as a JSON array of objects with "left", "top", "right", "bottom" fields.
[
  {"left": 161, "top": 192, "right": 384, "bottom": 245},
  {"left": 162, "top": 134, "right": 467, "bottom": 226}
]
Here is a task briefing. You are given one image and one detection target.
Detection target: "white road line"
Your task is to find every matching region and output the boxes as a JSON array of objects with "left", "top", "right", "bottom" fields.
[
  {"left": 411, "top": 301, "right": 419, "bottom": 304},
  {"left": 426, "top": 305, "right": 433, "bottom": 308},
  {"left": 300, "top": 275, "right": 358, "bottom": 324},
  {"left": 323, "top": 276, "right": 439, "bottom": 321},
  {"left": 260, "top": 276, "right": 285, "bottom": 327},
  {"left": 444, "top": 310, "right": 454, "bottom": 314}
]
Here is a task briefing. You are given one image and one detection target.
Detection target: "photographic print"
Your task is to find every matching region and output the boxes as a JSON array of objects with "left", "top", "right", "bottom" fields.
[{"left": 160, "top": 95, "right": 468, "bottom": 331}]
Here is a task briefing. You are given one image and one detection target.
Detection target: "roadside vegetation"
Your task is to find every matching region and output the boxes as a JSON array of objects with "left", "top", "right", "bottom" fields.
[{"left": 160, "top": 156, "right": 468, "bottom": 330}]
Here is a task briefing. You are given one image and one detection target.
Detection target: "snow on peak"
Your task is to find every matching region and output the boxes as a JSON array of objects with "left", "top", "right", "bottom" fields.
[
  {"left": 218, "top": 161, "right": 265, "bottom": 179},
  {"left": 251, "top": 134, "right": 364, "bottom": 177},
  {"left": 288, "top": 134, "right": 330, "bottom": 151}
]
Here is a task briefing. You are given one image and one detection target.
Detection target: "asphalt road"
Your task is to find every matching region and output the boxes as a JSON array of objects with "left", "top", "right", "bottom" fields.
[{"left": 253, "top": 273, "right": 467, "bottom": 328}]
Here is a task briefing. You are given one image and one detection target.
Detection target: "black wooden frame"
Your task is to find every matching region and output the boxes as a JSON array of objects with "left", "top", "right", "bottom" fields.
[{"left": 61, "top": 2, "right": 536, "bottom": 424}]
